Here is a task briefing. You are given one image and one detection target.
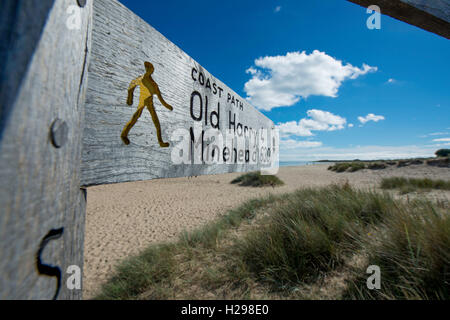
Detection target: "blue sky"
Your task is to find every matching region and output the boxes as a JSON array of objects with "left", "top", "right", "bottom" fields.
[{"left": 120, "top": 0, "right": 449, "bottom": 161}]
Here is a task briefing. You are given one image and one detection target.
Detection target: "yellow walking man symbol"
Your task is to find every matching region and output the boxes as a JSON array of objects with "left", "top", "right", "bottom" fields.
[{"left": 121, "top": 61, "right": 173, "bottom": 147}]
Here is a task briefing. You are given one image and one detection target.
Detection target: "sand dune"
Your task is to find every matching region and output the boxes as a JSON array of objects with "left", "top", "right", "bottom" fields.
[{"left": 83, "top": 163, "right": 450, "bottom": 299}]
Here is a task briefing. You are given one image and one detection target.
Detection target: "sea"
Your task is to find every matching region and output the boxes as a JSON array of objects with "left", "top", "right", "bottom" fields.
[{"left": 279, "top": 161, "right": 317, "bottom": 167}]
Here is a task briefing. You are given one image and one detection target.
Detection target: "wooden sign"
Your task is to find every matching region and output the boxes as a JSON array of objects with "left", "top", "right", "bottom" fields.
[
  {"left": 0, "top": 0, "right": 277, "bottom": 300},
  {"left": 81, "top": 0, "right": 278, "bottom": 186}
]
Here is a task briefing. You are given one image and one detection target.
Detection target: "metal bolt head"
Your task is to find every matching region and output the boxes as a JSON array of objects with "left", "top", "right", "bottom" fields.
[
  {"left": 50, "top": 119, "right": 68, "bottom": 148},
  {"left": 77, "top": 0, "right": 86, "bottom": 7}
]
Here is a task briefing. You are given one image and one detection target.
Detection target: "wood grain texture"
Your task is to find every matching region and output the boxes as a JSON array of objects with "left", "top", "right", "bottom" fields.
[
  {"left": 347, "top": 0, "right": 450, "bottom": 38},
  {"left": 81, "top": 0, "right": 276, "bottom": 186},
  {"left": 402, "top": 0, "right": 450, "bottom": 22},
  {"left": 0, "top": 0, "right": 92, "bottom": 299}
]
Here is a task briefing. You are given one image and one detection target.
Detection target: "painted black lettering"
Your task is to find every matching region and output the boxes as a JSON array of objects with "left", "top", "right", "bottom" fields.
[{"left": 190, "top": 91, "right": 202, "bottom": 121}]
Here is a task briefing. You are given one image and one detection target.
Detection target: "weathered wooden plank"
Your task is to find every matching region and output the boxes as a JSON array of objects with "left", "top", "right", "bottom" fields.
[
  {"left": 347, "top": 0, "right": 450, "bottom": 38},
  {"left": 81, "top": 0, "right": 278, "bottom": 186},
  {"left": 0, "top": 0, "right": 92, "bottom": 299}
]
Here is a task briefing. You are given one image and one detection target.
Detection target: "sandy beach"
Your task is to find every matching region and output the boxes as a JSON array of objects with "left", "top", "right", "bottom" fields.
[{"left": 83, "top": 163, "right": 450, "bottom": 299}]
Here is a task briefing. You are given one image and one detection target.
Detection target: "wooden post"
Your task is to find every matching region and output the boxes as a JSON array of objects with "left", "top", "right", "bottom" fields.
[{"left": 0, "top": 0, "right": 92, "bottom": 299}]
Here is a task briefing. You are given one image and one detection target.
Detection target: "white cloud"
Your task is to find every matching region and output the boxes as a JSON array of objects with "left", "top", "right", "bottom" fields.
[
  {"left": 348, "top": 123, "right": 354, "bottom": 128},
  {"left": 429, "top": 132, "right": 449, "bottom": 136},
  {"left": 419, "top": 132, "right": 449, "bottom": 138},
  {"left": 358, "top": 113, "right": 385, "bottom": 124},
  {"left": 274, "top": 6, "right": 281, "bottom": 12},
  {"left": 433, "top": 138, "right": 450, "bottom": 142},
  {"left": 431, "top": 142, "right": 450, "bottom": 147},
  {"left": 244, "top": 50, "right": 377, "bottom": 110},
  {"left": 387, "top": 78, "right": 396, "bottom": 84},
  {"left": 280, "top": 139, "right": 322, "bottom": 149},
  {"left": 277, "top": 109, "right": 347, "bottom": 137},
  {"left": 278, "top": 121, "right": 314, "bottom": 137}
]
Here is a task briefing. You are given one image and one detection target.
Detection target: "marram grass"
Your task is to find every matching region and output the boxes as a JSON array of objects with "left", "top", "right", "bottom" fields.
[{"left": 95, "top": 184, "right": 449, "bottom": 300}]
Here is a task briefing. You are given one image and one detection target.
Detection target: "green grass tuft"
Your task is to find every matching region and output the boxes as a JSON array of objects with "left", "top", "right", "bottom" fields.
[
  {"left": 328, "top": 162, "right": 366, "bottom": 172},
  {"left": 236, "top": 185, "right": 393, "bottom": 287},
  {"left": 427, "top": 157, "right": 449, "bottom": 168},
  {"left": 344, "top": 200, "right": 450, "bottom": 299},
  {"left": 367, "top": 162, "right": 387, "bottom": 170},
  {"left": 95, "top": 243, "right": 178, "bottom": 300},
  {"left": 95, "top": 185, "right": 449, "bottom": 300},
  {"left": 381, "top": 177, "right": 450, "bottom": 193},
  {"left": 348, "top": 162, "right": 366, "bottom": 172},
  {"left": 180, "top": 196, "right": 277, "bottom": 249},
  {"left": 231, "top": 171, "right": 284, "bottom": 187}
]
